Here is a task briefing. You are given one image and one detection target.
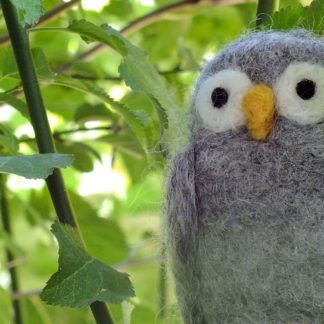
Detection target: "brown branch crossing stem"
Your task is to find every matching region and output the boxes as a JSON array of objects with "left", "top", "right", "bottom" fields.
[
  {"left": 57, "top": 0, "right": 247, "bottom": 72},
  {"left": 0, "top": 0, "right": 81, "bottom": 48}
]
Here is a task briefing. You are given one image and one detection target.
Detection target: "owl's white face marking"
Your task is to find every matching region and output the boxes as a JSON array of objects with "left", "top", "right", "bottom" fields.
[
  {"left": 195, "top": 69, "right": 252, "bottom": 132},
  {"left": 275, "top": 62, "right": 324, "bottom": 124}
]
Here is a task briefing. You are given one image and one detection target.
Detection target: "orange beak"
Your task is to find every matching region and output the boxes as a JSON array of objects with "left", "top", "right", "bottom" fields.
[{"left": 242, "top": 84, "right": 275, "bottom": 141}]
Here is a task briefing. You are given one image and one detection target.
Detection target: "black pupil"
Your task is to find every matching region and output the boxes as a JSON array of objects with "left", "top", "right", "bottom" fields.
[
  {"left": 211, "top": 87, "right": 228, "bottom": 108},
  {"left": 296, "top": 79, "right": 316, "bottom": 100}
]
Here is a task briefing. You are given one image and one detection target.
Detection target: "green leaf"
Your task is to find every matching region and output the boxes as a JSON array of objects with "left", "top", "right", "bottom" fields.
[
  {"left": 74, "top": 103, "right": 117, "bottom": 123},
  {"left": 56, "top": 141, "right": 95, "bottom": 173},
  {"left": 103, "top": 0, "right": 134, "bottom": 18},
  {"left": 67, "top": 20, "right": 176, "bottom": 128},
  {"left": 41, "top": 221, "right": 135, "bottom": 307},
  {"left": 31, "top": 48, "right": 54, "bottom": 78},
  {"left": 0, "top": 93, "right": 30, "bottom": 119},
  {"left": 120, "top": 92, "right": 162, "bottom": 148},
  {"left": 0, "top": 125, "right": 19, "bottom": 154},
  {"left": 117, "top": 44, "right": 172, "bottom": 130},
  {"left": 98, "top": 133, "right": 146, "bottom": 159},
  {"left": 50, "top": 75, "right": 147, "bottom": 151},
  {"left": 269, "top": 0, "right": 324, "bottom": 34},
  {"left": 68, "top": 20, "right": 127, "bottom": 55},
  {"left": 0, "top": 48, "right": 18, "bottom": 78},
  {"left": 9, "top": 0, "right": 43, "bottom": 26},
  {"left": 0, "top": 153, "right": 74, "bottom": 179},
  {"left": 69, "top": 191, "right": 130, "bottom": 265}
]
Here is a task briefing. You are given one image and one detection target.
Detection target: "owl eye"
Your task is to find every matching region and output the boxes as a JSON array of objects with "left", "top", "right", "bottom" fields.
[
  {"left": 274, "top": 62, "right": 324, "bottom": 124},
  {"left": 211, "top": 87, "right": 229, "bottom": 108},
  {"left": 296, "top": 79, "right": 316, "bottom": 100},
  {"left": 195, "top": 69, "right": 252, "bottom": 132}
]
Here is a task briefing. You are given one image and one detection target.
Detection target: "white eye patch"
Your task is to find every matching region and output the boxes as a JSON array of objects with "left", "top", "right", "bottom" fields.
[
  {"left": 274, "top": 62, "right": 324, "bottom": 124},
  {"left": 195, "top": 69, "right": 252, "bottom": 132}
]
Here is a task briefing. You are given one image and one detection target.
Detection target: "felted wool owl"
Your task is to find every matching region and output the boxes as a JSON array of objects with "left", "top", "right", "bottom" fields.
[{"left": 167, "top": 30, "right": 324, "bottom": 324}]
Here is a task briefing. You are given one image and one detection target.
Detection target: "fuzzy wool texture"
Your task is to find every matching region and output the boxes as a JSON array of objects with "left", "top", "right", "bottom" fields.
[{"left": 167, "top": 30, "right": 324, "bottom": 324}]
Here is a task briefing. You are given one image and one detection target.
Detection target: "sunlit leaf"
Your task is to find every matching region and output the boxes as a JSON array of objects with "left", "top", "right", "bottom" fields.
[
  {"left": 41, "top": 221, "right": 135, "bottom": 307},
  {"left": 9, "top": 0, "right": 43, "bottom": 26},
  {"left": 67, "top": 20, "right": 176, "bottom": 128},
  {"left": 68, "top": 20, "right": 127, "bottom": 54},
  {"left": 0, "top": 153, "right": 73, "bottom": 179},
  {"left": 268, "top": 0, "right": 324, "bottom": 33},
  {"left": 103, "top": 0, "right": 134, "bottom": 18},
  {"left": 31, "top": 48, "right": 54, "bottom": 78},
  {"left": 50, "top": 75, "right": 147, "bottom": 151},
  {"left": 0, "top": 287, "right": 13, "bottom": 324}
]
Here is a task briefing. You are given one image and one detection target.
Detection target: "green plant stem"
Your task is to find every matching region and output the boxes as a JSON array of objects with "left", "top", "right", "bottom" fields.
[
  {"left": 1, "top": 0, "right": 76, "bottom": 227},
  {"left": 255, "top": 0, "right": 279, "bottom": 28},
  {"left": 91, "top": 302, "right": 114, "bottom": 324},
  {"left": 0, "top": 2, "right": 113, "bottom": 323},
  {"left": 0, "top": 175, "right": 23, "bottom": 324}
]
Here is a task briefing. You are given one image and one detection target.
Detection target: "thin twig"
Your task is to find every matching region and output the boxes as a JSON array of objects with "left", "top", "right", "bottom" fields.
[
  {"left": 54, "top": 125, "right": 116, "bottom": 136},
  {"left": 0, "top": 0, "right": 81, "bottom": 48},
  {"left": 19, "top": 125, "right": 117, "bottom": 143},
  {"left": 57, "top": 0, "right": 246, "bottom": 72},
  {"left": 11, "top": 290, "right": 42, "bottom": 301},
  {"left": 7, "top": 257, "right": 28, "bottom": 270},
  {"left": 68, "top": 65, "right": 198, "bottom": 81}
]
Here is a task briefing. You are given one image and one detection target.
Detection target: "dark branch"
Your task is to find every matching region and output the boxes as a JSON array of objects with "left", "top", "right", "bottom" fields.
[
  {"left": 0, "top": 0, "right": 81, "bottom": 48},
  {"left": 255, "top": 0, "right": 279, "bottom": 28}
]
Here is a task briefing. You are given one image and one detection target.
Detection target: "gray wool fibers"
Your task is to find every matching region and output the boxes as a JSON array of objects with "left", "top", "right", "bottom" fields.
[{"left": 167, "top": 30, "right": 324, "bottom": 324}]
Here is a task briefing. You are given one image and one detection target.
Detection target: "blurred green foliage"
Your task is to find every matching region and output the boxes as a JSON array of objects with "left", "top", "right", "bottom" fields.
[{"left": 0, "top": 0, "right": 316, "bottom": 323}]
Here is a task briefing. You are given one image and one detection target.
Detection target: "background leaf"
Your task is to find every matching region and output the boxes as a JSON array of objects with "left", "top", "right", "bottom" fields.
[
  {"left": 268, "top": 0, "right": 324, "bottom": 34},
  {"left": 0, "top": 153, "right": 73, "bottom": 179},
  {"left": 0, "top": 93, "right": 29, "bottom": 120},
  {"left": 67, "top": 20, "right": 176, "bottom": 130}
]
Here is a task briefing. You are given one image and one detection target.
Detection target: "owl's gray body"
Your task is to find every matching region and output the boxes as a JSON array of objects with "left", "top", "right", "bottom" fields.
[{"left": 167, "top": 31, "right": 324, "bottom": 323}]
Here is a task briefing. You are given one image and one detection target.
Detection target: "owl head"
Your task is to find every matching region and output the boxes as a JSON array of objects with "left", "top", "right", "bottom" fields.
[{"left": 191, "top": 30, "right": 324, "bottom": 145}]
